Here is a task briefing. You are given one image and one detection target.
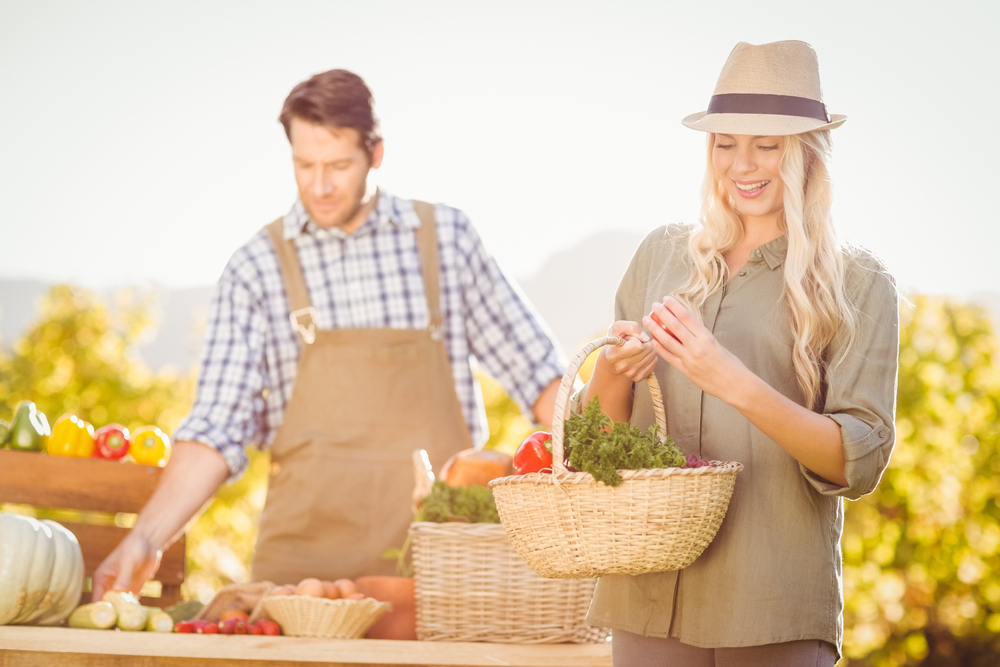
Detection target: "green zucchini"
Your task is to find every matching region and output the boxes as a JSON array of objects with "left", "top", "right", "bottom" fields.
[
  {"left": 68, "top": 601, "right": 116, "bottom": 630},
  {"left": 143, "top": 606, "right": 174, "bottom": 632},
  {"left": 102, "top": 591, "right": 147, "bottom": 631}
]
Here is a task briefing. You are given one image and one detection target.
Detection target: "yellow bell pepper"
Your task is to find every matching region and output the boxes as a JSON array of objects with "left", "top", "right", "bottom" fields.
[
  {"left": 47, "top": 414, "right": 95, "bottom": 457},
  {"left": 129, "top": 426, "right": 171, "bottom": 466}
]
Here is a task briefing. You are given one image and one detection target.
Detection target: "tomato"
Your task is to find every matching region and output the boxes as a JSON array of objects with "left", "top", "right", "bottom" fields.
[
  {"left": 219, "top": 609, "right": 250, "bottom": 622},
  {"left": 93, "top": 424, "right": 130, "bottom": 460},
  {"left": 514, "top": 431, "right": 554, "bottom": 474}
]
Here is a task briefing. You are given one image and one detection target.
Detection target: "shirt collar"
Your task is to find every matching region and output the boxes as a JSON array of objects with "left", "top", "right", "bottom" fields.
[
  {"left": 281, "top": 188, "right": 418, "bottom": 240},
  {"left": 752, "top": 234, "right": 788, "bottom": 270}
]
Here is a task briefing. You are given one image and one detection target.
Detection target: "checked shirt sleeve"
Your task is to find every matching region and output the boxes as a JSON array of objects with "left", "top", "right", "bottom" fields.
[
  {"left": 173, "top": 271, "right": 270, "bottom": 481},
  {"left": 453, "top": 213, "right": 566, "bottom": 419}
]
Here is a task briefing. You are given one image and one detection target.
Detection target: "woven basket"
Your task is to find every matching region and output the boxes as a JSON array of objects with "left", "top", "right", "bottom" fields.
[
  {"left": 409, "top": 521, "right": 607, "bottom": 643},
  {"left": 259, "top": 595, "right": 391, "bottom": 638},
  {"left": 490, "top": 336, "right": 743, "bottom": 579}
]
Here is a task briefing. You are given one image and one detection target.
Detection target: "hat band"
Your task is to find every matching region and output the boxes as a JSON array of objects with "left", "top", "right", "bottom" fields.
[{"left": 707, "top": 93, "right": 830, "bottom": 122}]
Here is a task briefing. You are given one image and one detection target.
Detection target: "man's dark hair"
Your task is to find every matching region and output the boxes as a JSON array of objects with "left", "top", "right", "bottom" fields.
[{"left": 279, "top": 69, "right": 382, "bottom": 157}]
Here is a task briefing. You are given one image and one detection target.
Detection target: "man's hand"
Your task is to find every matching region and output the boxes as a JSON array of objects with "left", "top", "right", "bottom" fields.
[
  {"left": 91, "top": 533, "right": 163, "bottom": 601},
  {"left": 90, "top": 440, "right": 230, "bottom": 602}
]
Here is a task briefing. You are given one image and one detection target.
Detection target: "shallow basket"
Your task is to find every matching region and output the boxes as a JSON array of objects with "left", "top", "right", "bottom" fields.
[
  {"left": 489, "top": 336, "right": 743, "bottom": 579},
  {"left": 260, "top": 595, "right": 391, "bottom": 638},
  {"left": 409, "top": 521, "right": 607, "bottom": 643}
]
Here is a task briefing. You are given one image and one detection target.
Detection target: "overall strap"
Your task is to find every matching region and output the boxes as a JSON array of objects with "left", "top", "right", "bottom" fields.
[
  {"left": 412, "top": 201, "right": 444, "bottom": 341},
  {"left": 265, "top": 218, "right": 316, "bottom": 344}
]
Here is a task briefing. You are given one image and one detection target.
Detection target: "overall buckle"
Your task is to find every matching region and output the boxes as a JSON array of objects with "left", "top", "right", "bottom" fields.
[{"left": 289, "top": 307, "right": 317, "bottom": 345}]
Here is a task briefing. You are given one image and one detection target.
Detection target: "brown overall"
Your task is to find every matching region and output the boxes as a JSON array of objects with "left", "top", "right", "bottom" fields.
[{"left": 251, "top": 201, "right": 473, "bottom": 585}]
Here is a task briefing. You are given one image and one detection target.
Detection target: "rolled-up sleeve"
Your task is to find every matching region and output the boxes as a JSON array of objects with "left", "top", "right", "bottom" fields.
[
  {"left": 172, "top": 272, "right": 269, "bottom": 481},
  {"left": 801, "top": 251, "right": 900, "bottom": 500}
]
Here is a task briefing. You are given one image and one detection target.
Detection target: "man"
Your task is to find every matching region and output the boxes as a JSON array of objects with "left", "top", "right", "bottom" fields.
[{"left": 92, "top": 69, "right": 565, "bottom": 596}]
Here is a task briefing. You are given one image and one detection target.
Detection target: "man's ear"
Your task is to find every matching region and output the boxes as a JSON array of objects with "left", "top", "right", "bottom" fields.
[{"left": 370, "top": 141, "right": 384, "bottom": 170}]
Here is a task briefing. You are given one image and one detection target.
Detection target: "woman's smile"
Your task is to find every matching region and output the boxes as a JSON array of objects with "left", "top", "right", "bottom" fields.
[{"left": 734, "top": 179, "right": 771, "bottom": 198}]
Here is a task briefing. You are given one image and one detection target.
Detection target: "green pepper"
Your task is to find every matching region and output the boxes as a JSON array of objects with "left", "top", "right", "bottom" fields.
[{"left": 7, "top": 401, "right": 51, "bottom": 452}]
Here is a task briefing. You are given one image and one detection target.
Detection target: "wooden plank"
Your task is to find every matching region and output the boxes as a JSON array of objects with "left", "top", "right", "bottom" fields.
[
  {"left": 0, "top": 627, "right": 613, "bottom": 667},
  {"left": 53, "top": 522, "right": 185, "bottom": 584},
  {"left": 0, "top": 449, "right": 163, "bottom": 514}
]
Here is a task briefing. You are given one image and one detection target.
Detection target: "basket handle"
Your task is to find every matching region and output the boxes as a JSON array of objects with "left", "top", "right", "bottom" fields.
[{"left": 550, "top": 336, "right": 666, "bottom": 474}]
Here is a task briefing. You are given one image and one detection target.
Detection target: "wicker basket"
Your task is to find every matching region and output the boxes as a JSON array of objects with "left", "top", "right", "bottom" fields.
[
  {"left": 409, "top": 521, "right": 607, "bottom": 643},
  {"left": 490, "top": 336, "right": 743, "bottom": 579},
  {"left": 259, "top": 595, "right": 391, "bottom": 638}
]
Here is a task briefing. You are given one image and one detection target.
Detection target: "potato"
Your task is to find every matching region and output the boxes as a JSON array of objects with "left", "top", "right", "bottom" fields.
[
  {"left": 321, "top": 580, "right": 341, "bottom": 599},
  {"left": 334, "top": 578, "right": 357, "bottom": 599},
  {"left": 295, "top": 578, "right": 325, "bottom": 597}
]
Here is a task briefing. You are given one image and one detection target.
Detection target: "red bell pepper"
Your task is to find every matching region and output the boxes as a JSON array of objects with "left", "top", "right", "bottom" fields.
[
  {"left": 514, "top": 431, "right": 554, "bottom": 474},
  {"left": 93, "top": 424, "right": 131, "bottom": 460}
]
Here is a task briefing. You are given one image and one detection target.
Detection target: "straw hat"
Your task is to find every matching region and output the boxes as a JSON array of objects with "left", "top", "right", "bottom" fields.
[{"left": 682, "top": 40, "right": 846, "bottom": 135}]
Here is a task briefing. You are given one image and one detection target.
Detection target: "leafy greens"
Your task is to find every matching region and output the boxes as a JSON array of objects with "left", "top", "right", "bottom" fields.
[{"left": 564, "top": 395, "right": 686, "bottom": 487}]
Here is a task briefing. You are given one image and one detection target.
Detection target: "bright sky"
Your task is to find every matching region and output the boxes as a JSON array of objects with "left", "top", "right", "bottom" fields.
[{"left": 1, "top": 1, "right": 997, "bottom": 296}]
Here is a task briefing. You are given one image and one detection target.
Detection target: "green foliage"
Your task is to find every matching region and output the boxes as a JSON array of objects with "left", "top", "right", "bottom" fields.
[
  {"left": 842, "top": 296, "right": 1000, "bottom": 666},
  {"left": 0, "top": 284, "right": 194, "bottom": 434},
  {"left": 564, "top": 395, "right": 685, "bottom": 487},
  {"left": 414, "top": 480, "right": 500, "bottom": 524}
]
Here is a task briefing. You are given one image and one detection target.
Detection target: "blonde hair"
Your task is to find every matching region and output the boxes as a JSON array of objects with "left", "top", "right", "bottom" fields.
[{"left": 674, "top": 130, "right": 857, "bottom": 410}]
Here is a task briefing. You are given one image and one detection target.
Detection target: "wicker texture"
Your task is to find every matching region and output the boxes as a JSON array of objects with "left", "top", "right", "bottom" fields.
[
  {"left": 260, "top": 595, "right": 391, "bottom": 638},
  {"left": 490, "top": 336, "right": 743, "bottom": 579},
  {"left": 409, "top": 521, "right": 607, "bottom": 643}
]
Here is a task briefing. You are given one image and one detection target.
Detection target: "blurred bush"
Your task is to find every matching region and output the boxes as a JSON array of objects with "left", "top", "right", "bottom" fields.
[
  {"left": 842, "top": 295, "right": 1000, "bottom": 666},
  {"left": 0, "top": 284, "right": 194, "bottom": 432}
]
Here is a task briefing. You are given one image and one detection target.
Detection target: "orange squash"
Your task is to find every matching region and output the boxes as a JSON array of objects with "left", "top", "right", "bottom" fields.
[{"left": 439, "top": 448, "right": 513, "bottom": 487}]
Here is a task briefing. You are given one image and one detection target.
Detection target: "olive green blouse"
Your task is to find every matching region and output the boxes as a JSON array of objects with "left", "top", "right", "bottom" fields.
[{"left": 584, "top": 224, "right": 899, "bottom": 657}]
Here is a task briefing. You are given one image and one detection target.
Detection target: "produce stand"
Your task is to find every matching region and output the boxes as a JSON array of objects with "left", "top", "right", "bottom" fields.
[
  {"left": 0, "top": 449, "right": 185, "bottom": 607},
  {"left": 0, "top": 627, "right": 612, "bottom": 666}
]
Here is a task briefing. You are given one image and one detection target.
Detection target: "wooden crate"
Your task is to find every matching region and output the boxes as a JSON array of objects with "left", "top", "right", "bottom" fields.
[{"left": 0, "top": 449, "right": 185, "bottom": 608}]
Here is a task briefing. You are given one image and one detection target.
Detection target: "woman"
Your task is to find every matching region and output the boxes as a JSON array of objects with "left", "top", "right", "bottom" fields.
[{"left": 580, "top": 41, "right": 899, "bottom": 666}]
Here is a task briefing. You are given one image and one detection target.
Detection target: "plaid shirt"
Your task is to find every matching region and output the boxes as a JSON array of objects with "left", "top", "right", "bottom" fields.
[{"left": 173, "top": 190, "right": 566, "bottom": 479}]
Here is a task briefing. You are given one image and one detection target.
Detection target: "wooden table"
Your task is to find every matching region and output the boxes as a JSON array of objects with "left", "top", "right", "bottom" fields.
[{"left": 0, "top": 626, "right": 612, "bottom": 667}]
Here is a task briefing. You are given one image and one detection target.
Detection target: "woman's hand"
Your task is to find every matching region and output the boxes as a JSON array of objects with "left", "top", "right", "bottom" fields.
[
  {"left": 603, "top": 320, "right": 658, "bottom": 382},
  {"left": 580, "top": 320, "right": 657, "bottom": 424},
  {"left": 642, "top": 296, "right": 751, "bottom": 403},
  {"left": 644, "top": 296, "right": 848, "bottom": 487}
]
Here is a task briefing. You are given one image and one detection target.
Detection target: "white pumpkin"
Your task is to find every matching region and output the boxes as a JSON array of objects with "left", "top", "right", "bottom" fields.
[{"left": 0, "top": 513, "right": 84, "bottom": 625}]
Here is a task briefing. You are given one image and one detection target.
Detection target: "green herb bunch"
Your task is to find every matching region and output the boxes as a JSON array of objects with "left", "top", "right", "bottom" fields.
[
  {"left": 564, "top": 396, "right": 686, "bottom": 487},
  {"left": 415, "top": 480, "right": 501, "bottom": 523}
]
